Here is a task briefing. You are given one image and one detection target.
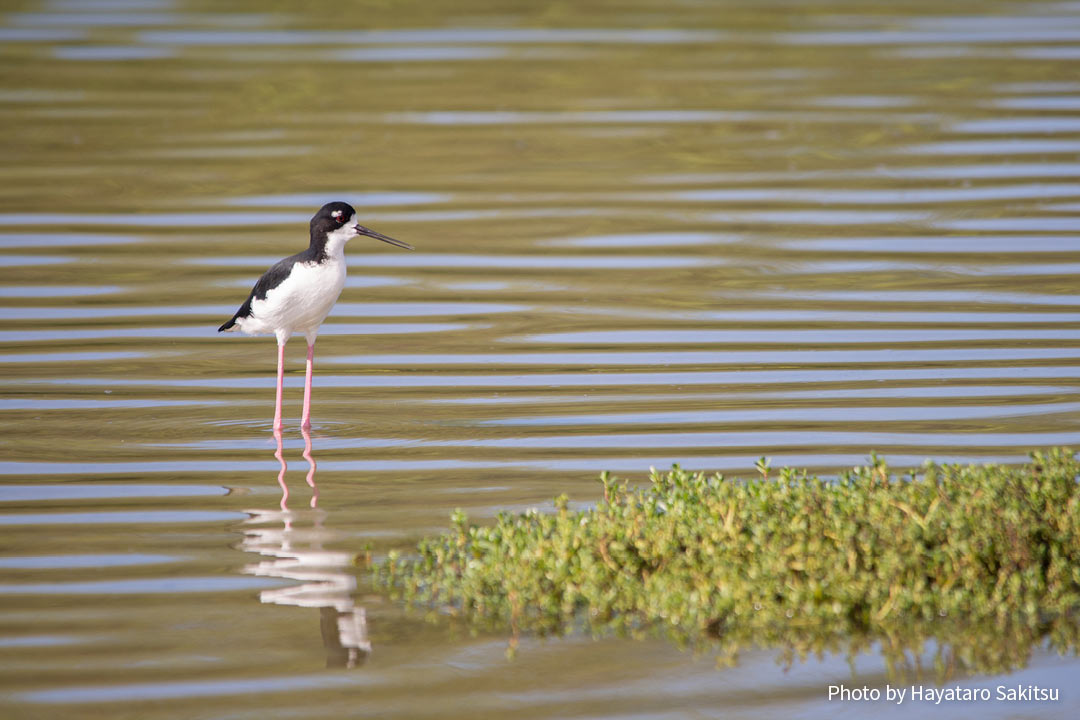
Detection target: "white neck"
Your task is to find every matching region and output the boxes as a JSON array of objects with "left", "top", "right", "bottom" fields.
[{"left": 322, "top": 214, "right": 357, "bottom": 259}]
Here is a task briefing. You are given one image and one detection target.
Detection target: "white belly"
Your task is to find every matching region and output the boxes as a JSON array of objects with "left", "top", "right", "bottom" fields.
[{"left": 238, "top": 259, "right": 346, "bottom": 339}]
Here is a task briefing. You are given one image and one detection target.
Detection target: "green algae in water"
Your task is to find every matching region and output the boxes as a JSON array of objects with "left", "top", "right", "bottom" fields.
[{"left": 377, "top": 450, "right": 1080, "bottom": 678}]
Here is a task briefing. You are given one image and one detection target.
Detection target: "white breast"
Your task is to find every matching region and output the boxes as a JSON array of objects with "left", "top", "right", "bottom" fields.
[{"left": 238, "top": 258, "right": 346, "bottom": 340}]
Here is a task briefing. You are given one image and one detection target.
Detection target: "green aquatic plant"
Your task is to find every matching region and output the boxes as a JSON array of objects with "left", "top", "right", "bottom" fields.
[{"left": 376, "top": 450, "right": 1080, "bottom": 678}]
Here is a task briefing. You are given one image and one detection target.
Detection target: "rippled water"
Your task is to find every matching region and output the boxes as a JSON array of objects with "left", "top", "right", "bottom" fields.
[{"left": 2, "top": 0, "right": 1080, "bottom": 717}]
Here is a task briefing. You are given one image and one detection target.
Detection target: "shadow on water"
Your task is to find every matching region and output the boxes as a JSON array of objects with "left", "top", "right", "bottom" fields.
[
  {"left": 239, "top": 429, "right": 371, "bottom": 669},
  {"left": 3, "top": 0, "right": 1080, "bottom": 714}
]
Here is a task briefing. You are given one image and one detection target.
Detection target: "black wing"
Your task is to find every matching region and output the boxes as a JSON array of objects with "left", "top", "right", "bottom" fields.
[{"left": 218, "top": 252, "right": 304, "bottom": 332}]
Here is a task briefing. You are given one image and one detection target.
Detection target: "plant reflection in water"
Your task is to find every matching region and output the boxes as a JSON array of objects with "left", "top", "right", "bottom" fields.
[{"left": 240, "top": 428, "right": 371, "bottom": 668}]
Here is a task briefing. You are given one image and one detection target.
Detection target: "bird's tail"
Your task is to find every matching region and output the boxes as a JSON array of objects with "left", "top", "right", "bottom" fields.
[{"left": 220, "top": 297, "right": 253, "bottom": 333}]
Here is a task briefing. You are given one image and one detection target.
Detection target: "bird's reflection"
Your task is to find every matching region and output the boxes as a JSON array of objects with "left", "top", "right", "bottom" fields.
[{"left": 241, "top": 428, "right": 371, "bottom": 668}]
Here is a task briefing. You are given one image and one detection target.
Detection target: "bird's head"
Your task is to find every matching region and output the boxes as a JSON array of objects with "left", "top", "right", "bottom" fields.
[{"left": 311, "top": 201, "right": 413, "bottom": 251}]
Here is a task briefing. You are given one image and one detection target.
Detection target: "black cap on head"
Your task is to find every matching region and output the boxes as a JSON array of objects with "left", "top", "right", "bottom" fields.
[
  {"left": 308, "top": 200, "right": 413, "bottom": 251},
  {"left": 311, "top": 201, "right": 357, "bottom": 237}
]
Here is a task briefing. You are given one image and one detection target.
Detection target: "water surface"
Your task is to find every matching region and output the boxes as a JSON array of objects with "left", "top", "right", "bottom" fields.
[{"left": 1, "top": 0, "right": 1079, "bottom": 717}]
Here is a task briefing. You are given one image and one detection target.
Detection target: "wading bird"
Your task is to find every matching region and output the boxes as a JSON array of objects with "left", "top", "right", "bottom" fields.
[{"left": 219, "top": 201, "right": 412, "bottom": 430}]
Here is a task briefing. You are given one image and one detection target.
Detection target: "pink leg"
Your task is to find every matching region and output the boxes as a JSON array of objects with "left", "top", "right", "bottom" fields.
[
  {"left": 273, "top": 341, "right": 286, "bottom": 431},
  {"left": 301, "top": 341, "right": 315, "bottom": 429}
]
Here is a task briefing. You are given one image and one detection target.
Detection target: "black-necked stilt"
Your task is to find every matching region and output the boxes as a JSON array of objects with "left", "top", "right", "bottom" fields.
[{"left": 218, "top": 201, "right": 413, "bottom": 430}]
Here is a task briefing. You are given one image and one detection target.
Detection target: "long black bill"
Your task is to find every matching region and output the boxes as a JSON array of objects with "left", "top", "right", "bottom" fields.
[{"left": 355, "top": 224, "right": 413, "bottom": 250}]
